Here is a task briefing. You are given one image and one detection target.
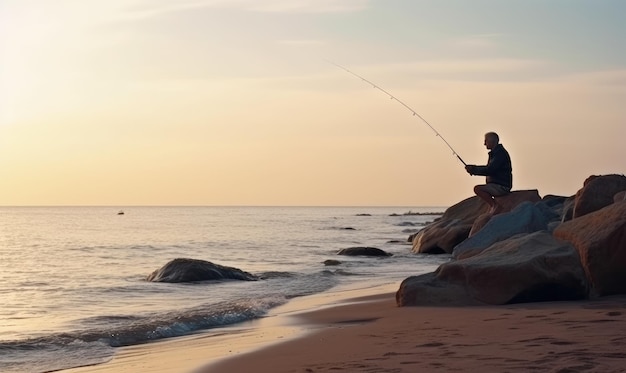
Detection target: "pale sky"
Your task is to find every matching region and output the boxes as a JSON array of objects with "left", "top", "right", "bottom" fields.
[{"left": 1, "top": 0, "right": 625, "bottom": 206}]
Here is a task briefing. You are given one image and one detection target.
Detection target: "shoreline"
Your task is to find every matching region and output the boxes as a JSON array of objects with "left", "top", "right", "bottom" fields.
[
  {"left": 59, "top": 282, "right": 401, "bottom": 373},
  {"left": 59, "top": 281, "right": 626, "bottom": 373},
  {"left": 204, "top": 294, "right": 626, "bottom": 373}
]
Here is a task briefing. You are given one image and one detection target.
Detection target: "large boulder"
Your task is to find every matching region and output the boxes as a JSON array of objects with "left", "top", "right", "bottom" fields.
[
  {"left": 412, "top": 196, "right": 488, "bottom": 254},
  {"left": 573, "top": 174, "right": 626, "bottom": 218},
  {"left": 469, "top": 190, "right": 542, "bottom": 236},
  {"left": 397, "top": 231, "right": 589, "bottom": 306},
  {"left": 554, "top": 200, "right": 626, "bottom": 296},
  {"left": 395, "top": 272, "right": 483, "bottom": 306},
  {"left": 453, "top": 202, "right": 557, "bottom": 259},
  {"left": 337, "top": 247, "right": 392, "bottom": 257},
  {"left": 615, "top": 190, "right": 626, "bottom": 203},
  {"left": 147, "top": 258, "right": 258, "bottom": 283}
]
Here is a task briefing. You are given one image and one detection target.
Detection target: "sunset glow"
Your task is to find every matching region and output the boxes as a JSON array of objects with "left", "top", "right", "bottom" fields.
[{"left": 1, "top": 0, "right": 625, "bottom": 206}]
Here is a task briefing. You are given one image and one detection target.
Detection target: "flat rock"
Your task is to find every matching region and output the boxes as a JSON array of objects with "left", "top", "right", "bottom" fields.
[{"left": 470, "top": 190, "right": 542, "bottom": 236}]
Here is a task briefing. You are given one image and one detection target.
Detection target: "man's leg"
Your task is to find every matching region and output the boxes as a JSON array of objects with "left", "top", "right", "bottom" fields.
[{"left": 474, "top": 185, "right": 498, "bottom": 212}]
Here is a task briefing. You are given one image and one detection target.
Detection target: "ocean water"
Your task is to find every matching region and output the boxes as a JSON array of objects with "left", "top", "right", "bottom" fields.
[{"left": 0, "top": 206, "right": 448, "bottom": 373}]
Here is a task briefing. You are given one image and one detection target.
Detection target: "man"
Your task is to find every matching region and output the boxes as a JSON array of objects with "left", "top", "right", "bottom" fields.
[{"left": 465, "top": 132, "right": 512, "bottom": 213}]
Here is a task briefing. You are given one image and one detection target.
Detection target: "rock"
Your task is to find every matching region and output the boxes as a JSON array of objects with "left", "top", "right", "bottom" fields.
[
  {"left": 398, "top": 231, "right": 588, "bottom": 306},
  {"left": 615, "top": 190, "right": 626, "bottom": 203},
  {"left": 411, "top": 196, "right": 488, "bottom": 254},
  {"left": 573, "top": 174, "right": 626, "bottom": 218},
  {"left": 147, "top": 258, "right": 258, "bottom": 283},
  {"left": 396, "top": 272, "right": 483, "bottom": 306},
  {"left": 469, "top": 190, "right": 542, "bottom": 236},
  {"left": 453, "top": 202, "right": 557, "bottom": 259},
  {"left": 541, "top": 195, "right": 570, "bottom": 220},
  {"left": 323, "top": 259, "right": 342, "bottom": 266},
  {"left": 554, "top": 200, "right": 626, "bottom": 296},
  {"left": 561, "top": 196, "right": 576, "bottom": 222},
  {"left": 540, "top": 195, "right": 571, "bottom": 231},
  {"left": 337, "top": 247, "right": 392, "bottom": 257},
  {"left": 495, "top": 189, "right": 542, "bottom": 211}
]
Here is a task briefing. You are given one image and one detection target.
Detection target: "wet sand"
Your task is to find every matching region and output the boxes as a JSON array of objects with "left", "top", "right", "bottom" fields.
[{"left": 62, "top": 285, "right": 626, "bottom": 373}]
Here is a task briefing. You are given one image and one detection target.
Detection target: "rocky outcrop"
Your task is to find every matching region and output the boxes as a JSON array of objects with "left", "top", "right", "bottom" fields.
[
  {"left": 573, "top": 174, "right": 626, "bottom": 218},
  {"left": 469, "top": 190, "right": 542, "bottom": 236},
  {"left": 397, "top": 232, "right": 588, "bottom": 306},
  {"left": 453, "top": 202, "right": 557, "bottom": 259},
  {"left": 554, "top": 200, "right": 626, "bottom": 296},
  {"left": 147, "top": 258, "right": 258, "bottom": 283},
  {"left": 411, "top": 196, "right": 488, "bottom": 254},
  {"left": 400, "top": 173, "right": 626, "bottom": 306},
  {"left": 337, "top": 247, "right": 392, "bottom": 257}
]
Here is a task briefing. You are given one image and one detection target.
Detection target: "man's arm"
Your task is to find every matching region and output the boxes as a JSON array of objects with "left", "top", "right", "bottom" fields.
[{"left": 472, "top": 149, "right": 508, "bottom": 176}]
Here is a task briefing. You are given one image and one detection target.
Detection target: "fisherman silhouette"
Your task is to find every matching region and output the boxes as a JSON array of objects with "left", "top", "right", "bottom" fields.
[{"left": 464, "top": 132, "right": 512, "bottom": 213}]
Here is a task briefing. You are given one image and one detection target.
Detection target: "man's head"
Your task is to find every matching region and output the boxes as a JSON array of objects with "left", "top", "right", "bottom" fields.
[{"left": 483, "top": 132, "right": 499, "bottom": 150}]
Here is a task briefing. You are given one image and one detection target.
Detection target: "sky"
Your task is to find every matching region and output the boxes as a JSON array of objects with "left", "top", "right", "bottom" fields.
[{"left": 1, "top": 0, "right": 625, "bottom": 206}]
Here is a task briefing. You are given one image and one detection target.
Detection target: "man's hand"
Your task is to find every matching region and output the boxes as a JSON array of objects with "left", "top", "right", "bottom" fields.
[{"left": 465, "top": 165, "right": 475, "bottom": 175}]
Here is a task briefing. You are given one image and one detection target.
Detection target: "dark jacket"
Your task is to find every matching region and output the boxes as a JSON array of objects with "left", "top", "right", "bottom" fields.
[{"left": 469, "top": 144, "right": 512, "bottom": 188}]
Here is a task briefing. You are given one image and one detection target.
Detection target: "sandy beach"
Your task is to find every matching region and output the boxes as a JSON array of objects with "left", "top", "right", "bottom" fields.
[{"left": 60, "top": 283, "right": 626, "bottom": 373}]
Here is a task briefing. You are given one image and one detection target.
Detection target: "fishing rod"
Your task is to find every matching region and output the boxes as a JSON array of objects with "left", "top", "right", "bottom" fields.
[{"left": 327, "top": 60, "right": 467, "bottom": 167}]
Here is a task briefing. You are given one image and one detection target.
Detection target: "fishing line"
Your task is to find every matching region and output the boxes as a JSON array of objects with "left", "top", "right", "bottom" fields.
[{"left": 327, "top": 60, "right": 466, "bottom": 166}]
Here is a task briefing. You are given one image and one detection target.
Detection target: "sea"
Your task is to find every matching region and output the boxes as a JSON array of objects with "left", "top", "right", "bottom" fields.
[{"left": 0, "top": 206, "right": 449, "bottom": 373}]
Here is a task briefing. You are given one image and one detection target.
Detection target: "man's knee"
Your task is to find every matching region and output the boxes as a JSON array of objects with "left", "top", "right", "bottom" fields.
[{"left": 474, "top": 184, "right": 487, "bottom": 195}]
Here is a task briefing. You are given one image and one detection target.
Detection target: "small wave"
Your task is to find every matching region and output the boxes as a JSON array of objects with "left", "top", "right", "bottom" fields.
[
  {"left": 96, "top": 298, "right": 284, "bottom": 346},
  {"left": 0, "top": 339, "right": 114, "bottom": 373},
  {"left": 0, "top": 297, "right": 286, "bottom": 373},
  {"left": 322, "top": 269, "right": 359, "bottom": 276},
  {"left": 319, "top": 226, "right": 358, "bottom": 231},
  {"left": 395, "top": 221, "right": 423, "bottom": 227}
]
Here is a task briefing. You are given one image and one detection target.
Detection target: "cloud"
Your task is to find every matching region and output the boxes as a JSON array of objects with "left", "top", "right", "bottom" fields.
[
  {"left": 117, "top": 0, "right": 369, "bottom": 20},
  {"left": 556, "top": 69, "right": 626, "bottom": 88},
  {"left": 246, "top": 0, "right": 369, "bottom": 13}
]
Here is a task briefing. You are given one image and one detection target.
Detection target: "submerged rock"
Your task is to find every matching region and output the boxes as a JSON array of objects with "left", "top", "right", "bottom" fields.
[
  {"left": 323, "top": 259, "right": 342, "bottom": 266},
  {"left": 337, "top": 247, "right": 392, "bottom": 257},
  {"left": 147, "top": 258, "right": 258, "bottom": 283}
]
